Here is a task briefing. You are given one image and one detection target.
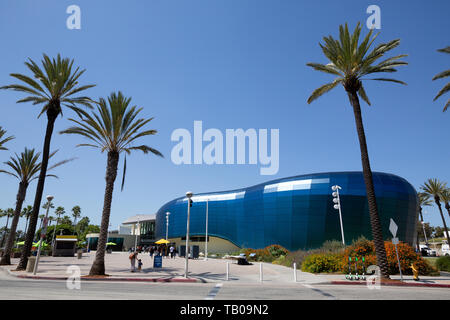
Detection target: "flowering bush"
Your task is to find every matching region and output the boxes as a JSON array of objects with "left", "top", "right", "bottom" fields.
[
  {"left": 340, "top": 240, "right": 436, "bottom": 276},
  {"left": 244, "top": 244, "right": 289, "bottom": 262},
  {"left": 301, "top": 253, "right": 343, "bottom": 273}
]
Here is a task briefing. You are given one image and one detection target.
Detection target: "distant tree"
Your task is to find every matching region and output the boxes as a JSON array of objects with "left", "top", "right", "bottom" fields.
[
  {"left": 421, "top": 179, "right": 450, "bottom": 246},
  {"left": 71, "top": 206, "right": 81, "bottom": 231},
  {"left": 76, "top": 216, "right": 90, "bottom": 236},
  {"left": 0, "top": 209, "right": 14, "bottom": 247},
  {"left": 60, "top": 215, "right": 73, "bottom": 226},
  {"left": 21, "top": 205, "right": 33, "bottom": 235}
]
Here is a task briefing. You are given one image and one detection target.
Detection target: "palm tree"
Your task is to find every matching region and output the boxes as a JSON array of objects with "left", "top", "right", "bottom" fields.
[
  {"left": 417, "top": 192, "right": 433, "bottom": 248},
  {"left": 0, "top": 127, "right": 14, "bottom": 151},
  {"left": 0, "top": 208, "right": 14, "bottom": 247},
  {"left": 306, "top": 22, "right": 407, "bottom": 279},
  {"left": 60, "top": 91, "right": 163, "bottom": 275},
  {"left": 0, "top": 148, "right": 71, "bottom": 264},
  {"left": 1, "top": 53, "right": 95, "bottom": 270},
  {"left": 21, "top": 205, "right": 33, "bottom": 235},
  {"left": 432, "top": 46, "right": 450, "bottom": 112},
  {"left": 52, "top": 206, "right": 65, "bottom": 242},
  {"left": 421, "top": 179, "right": 450, "bottom": 246},
  {"left": 71, "top": 206, "right": 81, "bottom": 235},
  {"left": 439, "top": 188, "right": 450, "bottom": 221}
]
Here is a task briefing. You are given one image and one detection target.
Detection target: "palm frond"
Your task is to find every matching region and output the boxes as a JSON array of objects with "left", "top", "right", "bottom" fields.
[{"left": 307, "top": 79, "right": 342, "bottom": 104}]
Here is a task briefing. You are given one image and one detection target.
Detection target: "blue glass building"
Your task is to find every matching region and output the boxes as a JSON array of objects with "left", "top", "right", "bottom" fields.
[{"left": 155, "top": 172, "right": 418, "bottom": 252}]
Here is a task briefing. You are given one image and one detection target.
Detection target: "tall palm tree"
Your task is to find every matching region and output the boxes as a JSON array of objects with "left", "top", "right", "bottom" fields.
[
  {"left": 71, "top": 206, "right": 81, "bottom": 235},
  {"left": 52, "top": 206, "right": 65, "bottom": 242},
  {"left": 439, "top": 188, "right": 450, "bottom": 221},
  {"left": 421, "top": 179, "right": 450, "bottom": 246},
  {"left": 417, "top": 192, "right": 433, "bottom": 248},
  {"left": 21, "top": 205, "right": 33, "bottom": 235},
  {"left": 0, "top": 208, "right": 14, "bottom": 247},
  {"left": 306, "top": 22, "right": 408, "bottom": 279},
  {"left": 0, "top": 148, "right": 70, "bottom": 264},
  {"left": 432, "top": 46, "right": 450, "bottom": 112},
  {"left": 1, "top": 54, "right": 95, "bottom": 270},
  {"left": 0, "top": 127, "right": 14, "bottom": 151},
  {"left": 60, "top": 91, "right": 163, "bottom": 275}
]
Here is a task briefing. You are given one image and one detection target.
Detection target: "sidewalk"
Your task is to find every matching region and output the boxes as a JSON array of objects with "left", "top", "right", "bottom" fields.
[{"left": 2, "top": 251, "right": 450, "bottom": 288}]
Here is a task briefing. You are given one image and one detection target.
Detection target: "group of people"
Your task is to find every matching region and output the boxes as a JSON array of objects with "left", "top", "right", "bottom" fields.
[{"left": 128, "top": 244, "right": 177, "bottom": 272}]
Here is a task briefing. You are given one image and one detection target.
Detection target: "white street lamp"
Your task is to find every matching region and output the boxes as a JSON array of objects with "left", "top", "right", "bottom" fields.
[
  {"left": 185, "top": 191, "right": 193, "bottom": 278},
  {"left": 204, "top": 199, "right": 209, "bottom": 261},
  {"left": 331, "top": 185, "right": 345, "bottom": 245},
  {"left": 421, "top": 221, "right": 428, "bottom": 245},
  {"left": 166, "top": 212, "right": 170, "bottom": 240},
  {"left": 33, "top": 195, "right": 54, "bottom": 275},
  {"left": 134, "top": 219, "right": 140, "bottom": 252}
]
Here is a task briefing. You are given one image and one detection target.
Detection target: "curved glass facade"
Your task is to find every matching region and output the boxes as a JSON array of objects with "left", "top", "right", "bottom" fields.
[{"left": 155, "top": 172, "right": 418, "bottom": 251}]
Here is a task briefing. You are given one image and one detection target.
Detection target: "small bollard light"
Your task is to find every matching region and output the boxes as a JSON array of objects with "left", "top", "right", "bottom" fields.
[
  {"left": 294, "top": 263, "right": 297, "bottom": 282},
  {"left": 259, "top": 263, "right": 263, "bottom": 282}
]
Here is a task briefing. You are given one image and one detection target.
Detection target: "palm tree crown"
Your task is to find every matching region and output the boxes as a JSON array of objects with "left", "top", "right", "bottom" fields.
[
  {"left": 1, "top": 53, "right": 95, "bottom": 117},
  {"left": 307, "top": 22, "right": 408, "bottom": 105},
  {"left": 432, "top": 46, "right": 450, "bottom": 112},
  {"left": 0, "top": 127, "right": 14, "bottom": 151},
  {"left": 60, "top": 91, "right": 163, "bottom": 188}
]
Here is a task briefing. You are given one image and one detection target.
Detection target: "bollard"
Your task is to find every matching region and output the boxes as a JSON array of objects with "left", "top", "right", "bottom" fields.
[
  {"left": 226, "top": 262, "right": 229, "bottom": 281},
  {"left": 293, "top": 263, "right": 297, "bottom": 282},
  {"left": 259, "top": 263, "right": 263, "bottom": 282}
]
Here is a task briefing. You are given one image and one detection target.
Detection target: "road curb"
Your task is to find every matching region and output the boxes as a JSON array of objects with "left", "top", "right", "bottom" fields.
[
  {"left": 328, "top": 280, "right": 450, "bottom": 288},
  {"left": 5, "top": 268, "right": 204, "bottom": 283}
]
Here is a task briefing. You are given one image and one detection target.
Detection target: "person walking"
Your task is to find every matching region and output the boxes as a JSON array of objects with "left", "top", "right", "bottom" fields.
[
  {"left": 149, "top": 246, "right": 154, "bottom": 258},
  {"left": 129, "top": 252, "right": 138, "bottom": 272},
  {"left": 170, "top": 245, "right": 175, "bottom": 259}
]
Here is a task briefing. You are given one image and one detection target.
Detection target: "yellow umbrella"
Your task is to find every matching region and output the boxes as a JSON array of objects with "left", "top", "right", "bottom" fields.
[{"left": 155, "top": 239, "right": 170, "bottom": 244}]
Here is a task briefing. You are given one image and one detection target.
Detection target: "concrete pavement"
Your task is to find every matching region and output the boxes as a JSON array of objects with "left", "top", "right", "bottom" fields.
[{"left": 2, "top": 251, "right": 450, "bottom": 288}]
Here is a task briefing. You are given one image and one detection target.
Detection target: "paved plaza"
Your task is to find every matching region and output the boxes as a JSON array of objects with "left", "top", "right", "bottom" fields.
[{"left": 3, "top": 251, "right": 450, "bottom": 287}]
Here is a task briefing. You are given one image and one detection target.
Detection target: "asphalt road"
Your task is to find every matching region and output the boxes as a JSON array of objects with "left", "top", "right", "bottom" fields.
[{"left": 0, "top": 269, "right": 449, "bottom": 300}]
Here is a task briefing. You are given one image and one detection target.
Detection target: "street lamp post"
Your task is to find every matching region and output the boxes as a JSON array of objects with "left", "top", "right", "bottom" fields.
[
  {"left": 204, "top": 199, "right": 209, "bottom": 261},
  {"left": 33, "top": 195, "right": 54, "bottom": 275},
  {"left": 134, "top": 219, "right": 140, "bottom": 252},
  {"left": 185, "top": 191, "right": 193, "bottom": 278},
  {"left": 166, "top": 212, "right": 170, "bottom": 240},
  {"left": 421, "top": 221, "right": 428, "bottom": 245},
  {"left": 332, "top": 185, "right": 345, "bottom": 245}
]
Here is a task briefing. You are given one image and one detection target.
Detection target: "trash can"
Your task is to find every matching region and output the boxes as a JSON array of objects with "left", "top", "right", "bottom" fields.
[
  {"left": 77, "top": 249, "right": 82, "bottom": 259},
  {"left": 26, "top": 256, "right": 36, "bottom": 273}
]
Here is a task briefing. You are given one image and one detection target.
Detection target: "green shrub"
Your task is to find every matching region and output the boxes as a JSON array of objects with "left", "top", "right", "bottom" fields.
[
  {"left": 301, "top": 253, "right": 343, "bottom": 273},
  {"left": 436, "top": 256, "right": 450, "bottom": 272}
]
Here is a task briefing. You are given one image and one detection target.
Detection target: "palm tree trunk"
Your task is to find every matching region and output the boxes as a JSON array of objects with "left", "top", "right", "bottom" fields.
[
  {"left": 1, "top": 215, "right": 11, "bottom": 248},
  {"left": 17, "top": 109, "right": 57, "bottom": 270},
  {"left": 0, "top": 182, "right": 27, "bottom": 265},
  {"left": 24, "top": 217, "right": 29, "bottom": 236},
  {"left": 89, "top": 151, "right": 119, "bottom": 276},
  {"left": 348, "top": 91, "right": 390, "bottom": 279},
  {"left": 441, "top": 201, "right": 450, "bottom": 245},
  {"left": 446, "top": 202, "right": 450, "bottom": 221}
]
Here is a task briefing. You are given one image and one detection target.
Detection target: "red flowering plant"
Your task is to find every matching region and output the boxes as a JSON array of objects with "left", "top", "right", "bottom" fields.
[{"left": 340, "top": 237, "right": 436, "bottom": 276}]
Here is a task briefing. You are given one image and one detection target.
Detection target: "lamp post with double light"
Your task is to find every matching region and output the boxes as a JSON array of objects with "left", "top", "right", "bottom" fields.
[
  {"left": 166, "top": 212, "right": 170, "bottom": 240},
  {"left": 184, "top": 191, "right": 193, "bottom": 278},
  {"left": 332, "top": 185, "right": 345, "bottom": 245}
]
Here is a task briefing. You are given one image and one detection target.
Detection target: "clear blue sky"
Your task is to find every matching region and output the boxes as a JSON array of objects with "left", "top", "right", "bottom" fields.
[{"left": 0, "top": 0, "right": 449, "bottom": 231}]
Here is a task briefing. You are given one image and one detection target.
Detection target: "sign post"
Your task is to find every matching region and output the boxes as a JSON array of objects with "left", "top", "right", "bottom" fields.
[{"left": 389, "top": 219, "right": 403, "bottom": 281}]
